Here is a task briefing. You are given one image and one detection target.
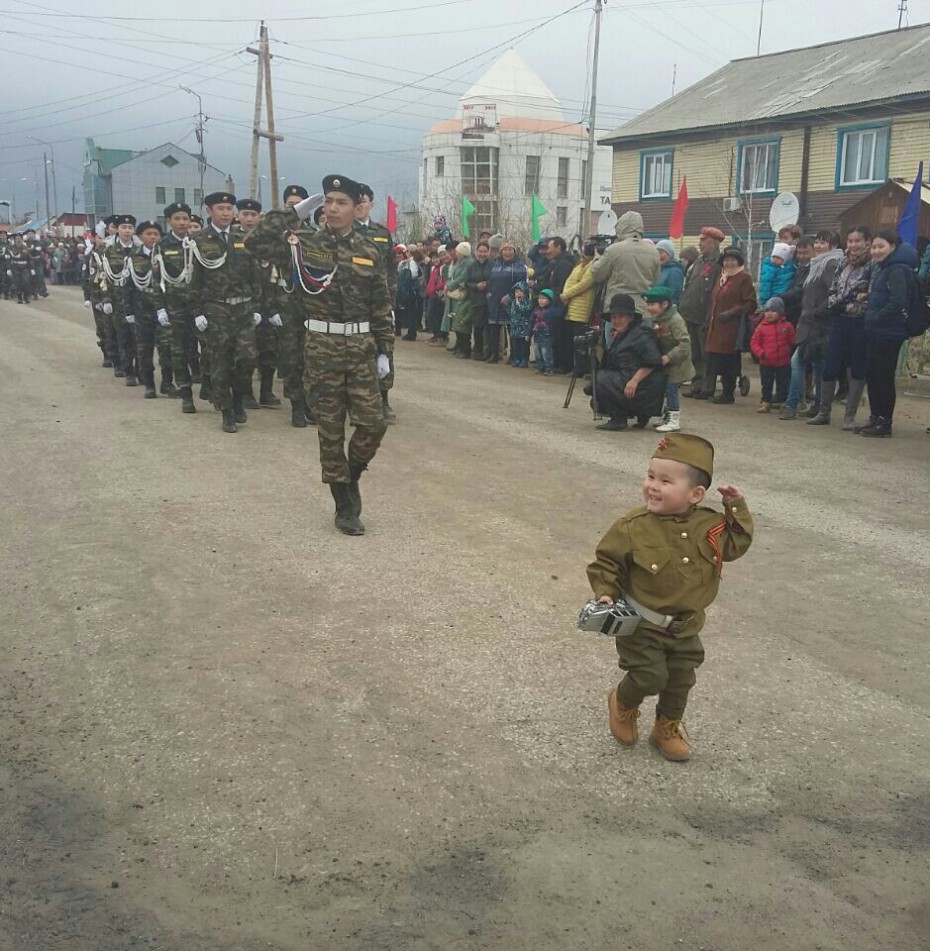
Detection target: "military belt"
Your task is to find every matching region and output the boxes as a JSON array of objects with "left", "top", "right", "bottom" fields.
[
  {"left": 305, "top": 319, "right": 371, "bottom": 335},
  {"left": 624, "top": 594, "right": 675, "bottom": 630}
]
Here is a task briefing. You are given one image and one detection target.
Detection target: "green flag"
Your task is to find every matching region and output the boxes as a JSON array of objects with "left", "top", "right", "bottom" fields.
[
  {"left": 461, "top": 196, "right": 476, "bottom": 238},
  {"left": 531, "top": 194, "right": 548, "bottom": 242}
]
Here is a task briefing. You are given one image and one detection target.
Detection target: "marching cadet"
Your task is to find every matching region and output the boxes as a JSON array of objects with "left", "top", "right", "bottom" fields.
[
  {"left": 246, "top": 174, "right": 393, "bottom": 536},
  {"left": 82, "top": 232, "right": 112, "bottom": 366},
  {"left": 354, "top": 183, "right": 398, "bottom": 423},
  {"left": 234, "top": 197, "right": 280, "bottom": 409},
  {"left": 8, "top": 233, "right": 33, "bottom": 304},
  {"left": 190, "top": 191, "right": 262, "bottom": 434},
  {"left": 278, "top": 184, "right": 315, "bottom": 428},
  {"left": 24, "top": 230, "right": 49, "bottom": 299},
  {"left": 128, "top": 220, "right": 177, "bottom": 399},
  {"left": 101, "top": 214, "right": 140, "bottom": 384},
  {"left": 0, "top": 232, "right": 10, "bottom": 300},
  {"left": 586, "top": 434, "right": 753, "bottom": 762},
  {"left": 154, "top": 202, "right": 200, "bottom": 414}
]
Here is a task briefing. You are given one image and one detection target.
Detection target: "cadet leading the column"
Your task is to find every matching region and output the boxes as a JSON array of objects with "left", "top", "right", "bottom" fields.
[{"left": 246, "top": 175, "right": 393, "bottom": 536}]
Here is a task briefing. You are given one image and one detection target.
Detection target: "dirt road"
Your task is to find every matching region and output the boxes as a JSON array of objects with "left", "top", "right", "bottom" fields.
[{"left": 2, "top": 288, "right": 929, "bottom": 951}]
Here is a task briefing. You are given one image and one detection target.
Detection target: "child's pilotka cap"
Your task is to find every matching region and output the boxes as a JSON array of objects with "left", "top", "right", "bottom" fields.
[{"left": 653, "top": 433, "right": 715, "bottom": 481}]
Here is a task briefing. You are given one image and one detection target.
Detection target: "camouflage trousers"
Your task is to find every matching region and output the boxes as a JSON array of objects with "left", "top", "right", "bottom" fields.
[
  {"left": 277, "top": 299, "right": 305, "bottom": 400},
  {"left": 167, "top": 305, "right": 199, "bottom": 387},
  {"left": 256, "top": 315, "right": 279, "bottom": 373},
  {"left": 92, "top": 304, "right": 108, "bottom": 356},
  {"left": 109, "top": 307, "right": 137, "bottom": 376},
  {"left": 134, "top": 308, "right": 173, "bottom": 383},
  {"left": 11, "top": 269, "right": 31, "bottom": 302},
  {"left": 203, "top": 301, "right": 257, "bottom": 411},
  {"left": 304, "top": 332, "right": 388, "bottom": 484}
]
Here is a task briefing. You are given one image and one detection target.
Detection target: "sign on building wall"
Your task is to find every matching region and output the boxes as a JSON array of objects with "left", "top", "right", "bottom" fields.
[{"left": 462, "top": 103, "right": 498, "bottom": 139}]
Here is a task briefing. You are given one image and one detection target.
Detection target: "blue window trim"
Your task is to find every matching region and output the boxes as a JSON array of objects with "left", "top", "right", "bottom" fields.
[
  {"left": 639, "top": 148, "right": 674, "bottom": 202},
  {"left": 736, "top": 136, "right": 781, "bottom": 197},
  {"left": 834, "top": 122, "right": 891, "bottom": 191}
]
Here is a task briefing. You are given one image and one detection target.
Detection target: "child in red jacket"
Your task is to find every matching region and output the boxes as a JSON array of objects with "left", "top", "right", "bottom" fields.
[{"left": 750, "top": 296, "right": 796, "bottom": 412}]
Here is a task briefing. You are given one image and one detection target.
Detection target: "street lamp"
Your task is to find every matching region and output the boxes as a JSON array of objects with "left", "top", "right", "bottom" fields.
[{"left": 27, "top": 136, "right": 58, "bottom": 223}]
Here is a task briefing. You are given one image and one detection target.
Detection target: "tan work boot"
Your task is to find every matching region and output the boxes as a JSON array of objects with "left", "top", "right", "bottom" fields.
[
  {"left": 649, "top": 716, "right": 691, "bottom": 761},
  {"left": 756, "top": 401, "right": 770, "bottom": 414},
  {"left": 607, "top": 690, "right": 640, "bottom": 746}
]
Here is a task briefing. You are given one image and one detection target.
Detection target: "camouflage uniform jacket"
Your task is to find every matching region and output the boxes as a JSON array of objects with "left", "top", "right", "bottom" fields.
[
  {"left": 101, "top": 240, "right": 137, "bottom": 314},
  {"left": 128, "top": 247, "right": 160, "bottom": 316},
  {"left": 189, "top": 224, "right": 262, "bottom": 314},
  {"left": 353, "top": 219, "right": 397, "bottom": 297},
  {"left": 153, "top": 230, "right": 194, "bottom": 312},
  {"left": 246, "top": 208, "right": 393, "bottom": 355}
]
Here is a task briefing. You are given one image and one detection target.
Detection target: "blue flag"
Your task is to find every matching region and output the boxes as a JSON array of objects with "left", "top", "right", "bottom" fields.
[{"left": 897, "top": 161, "right": 923, "bottom": 248}]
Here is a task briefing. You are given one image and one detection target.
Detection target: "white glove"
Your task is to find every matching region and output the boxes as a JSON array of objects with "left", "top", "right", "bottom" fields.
[
  {"left": 102, "top": 303, "right": 113, "bottom": 315},
  {"left": 5, "top": 270, "right": 10, "bottom": 276},
  {"left": 29, "top": 269, "right": 35, "bottom": 276},
  {"left": 293, "top": 193, "right": 324, "bottom": 221},
  {"left": 253, "top": 312, "right": 262, "bottom": 326},
  {"left": 83, "top": 300, "right": 92, "bottom": 309},
  {"left": 195, "top": 315, "right": 208, "bottom": 332},
  {"left": 157, "top": 308, "right": 170, "bottom": 326},
  {"left": 269, "top": 313, "right": 282, "bottom": 328},
  {"left": 376, "top": 354, "right": 390, "bottom": 380},
  {"left": 125, "top": 314, "right": 135, "bottom": 324}
]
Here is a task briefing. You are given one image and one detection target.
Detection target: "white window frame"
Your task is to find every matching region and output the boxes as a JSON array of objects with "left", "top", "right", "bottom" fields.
[
  {"left": 739, "top": 141, "right": 778, "bottom": 194},
  {"left": 839, "top": 127, "right": 890, "bottom": 187},
  {"left": 641, "top": 150, "right": 673, "bottom": 199}
]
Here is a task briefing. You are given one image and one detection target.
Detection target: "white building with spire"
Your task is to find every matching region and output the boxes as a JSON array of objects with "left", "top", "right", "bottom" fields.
[{"left": 418, "top": 49, "right": 613, "bottom": 244}]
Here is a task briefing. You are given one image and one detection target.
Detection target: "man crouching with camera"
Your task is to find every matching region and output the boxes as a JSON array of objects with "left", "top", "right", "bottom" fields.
[{"left": 584, "top": 293, "right": 667, "bottom": 431}]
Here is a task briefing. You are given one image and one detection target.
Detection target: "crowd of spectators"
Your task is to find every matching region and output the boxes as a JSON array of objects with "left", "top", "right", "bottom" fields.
[{"left": 390, "top": 213, "right": 930, "bottom": 439}]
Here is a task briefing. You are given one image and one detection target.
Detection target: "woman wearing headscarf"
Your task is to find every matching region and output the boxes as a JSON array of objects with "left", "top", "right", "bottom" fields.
[{"left": 702, "top": 247, "right": 757, "bottom": 404}]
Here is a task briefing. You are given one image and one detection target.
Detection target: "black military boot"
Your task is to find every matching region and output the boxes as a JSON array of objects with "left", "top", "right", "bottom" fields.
[
  {"left": 125, "top": 370, "right": 139, "bottom": 387},
  {"left": 290, "top": 396, "right": 307, "bottom": 428},
  {"left": 221, "top": 409, "right": 238, "bottom": 433},
  {"left": 381, "top": 391, "right": 396, "bottom": 423},
  {"left": 242, "top": 378, "right": 260, "bottom": 410},
  {"left": 259, "top": 369, "right": 281, "bottom": 407},
  {"left": 160, "top": 366, "right": 180, "bottom": 397},
  {"left": 232, "top": 393, "right": 248, "bottom": 425},
  {"left": 305, "top": 403, "right": 317, "bottom": 426},
  {"left": 859, "top": 416, "right": 892, "bottom": 438},
  {"left": 114, "top": 366, "right": 126, "bottom": 378},
  {"left": 330, "top": 483, "right": 365, "bottom": 535},
  {"left": 143, "top": 369, "right": 157, "bottom": 399},
  {"left": 348, "top": 462, "right": 365, "bottom": 518},
  {"left": 179, "top": 385, "right": 197, "bottom": 414},
  {"left": 199, "top": 374, "right": 212, "bottom": 401},
  {"left": 102, "top": 357, "right": 113, "bottom": 368}
]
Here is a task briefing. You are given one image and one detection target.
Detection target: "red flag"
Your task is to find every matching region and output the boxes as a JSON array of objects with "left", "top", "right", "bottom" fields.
[
  {"left": 668, "top": 177, "right": 688, "bottom": 239},
  {"left": 386, "top": 195, "right": 397, "bottom": 234}
]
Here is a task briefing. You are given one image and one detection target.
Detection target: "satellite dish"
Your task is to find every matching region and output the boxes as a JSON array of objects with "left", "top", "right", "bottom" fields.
[
  {"left": 597, "top": 208, "right": 618, "bottom": 234},
  {"left": 769, "top": 192, "right": 800, "bottom": 233}
]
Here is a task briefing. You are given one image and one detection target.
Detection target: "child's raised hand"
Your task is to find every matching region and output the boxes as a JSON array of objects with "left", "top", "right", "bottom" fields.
[{"left": 717, "top": 484, "right": 744, "bottom": 504}]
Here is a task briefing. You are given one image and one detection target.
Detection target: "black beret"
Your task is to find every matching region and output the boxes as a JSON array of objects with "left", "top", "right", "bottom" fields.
[
  {"left": 164, "top": 202, "right": 191, "bottom": 219},
  {"left": 190, "top": 214, "right": 204, "bottom": 225},
  {"left": 312, "top": 206, "right": 326, "bottom": 226},
  {"left": 357, "top": 182, "right": 374, "bottom": 201},
  {"left": 113, "top": 214, "right": 137, "bottom": 227},
  {"left": 135, "top": 219, "right": 163, "bottom": 236},
  {"left": 236, "top": 198, "right": 262, "bottom": 213},
  {"left": 204, "top": 191, "right": 236, "bottom": 207},
  {"left": 283, "top": 184, "right": 308, "bottom": 201},
  {"left": 104, "top": 215, "right": 117, "bottom": 227},
  {"left": 321, "top": 175, "right": 362, "bottom": 203}
]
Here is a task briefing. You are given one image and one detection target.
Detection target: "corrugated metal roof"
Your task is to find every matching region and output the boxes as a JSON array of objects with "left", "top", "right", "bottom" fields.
[{"left": 602, "top": 23, "right": 930, "bottom": 145}]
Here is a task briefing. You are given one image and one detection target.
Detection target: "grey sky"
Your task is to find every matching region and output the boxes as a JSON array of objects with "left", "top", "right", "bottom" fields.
[{"left": 0, "top": 0, "right": 924, "bottom": 222}]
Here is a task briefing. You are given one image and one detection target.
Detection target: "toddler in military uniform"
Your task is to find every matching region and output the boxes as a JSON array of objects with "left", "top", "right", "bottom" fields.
[{"left": 586, "top": 433, "right": 753, "bottom": 761}]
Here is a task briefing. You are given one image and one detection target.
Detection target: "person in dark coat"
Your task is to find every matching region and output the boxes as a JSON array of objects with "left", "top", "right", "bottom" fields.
[
  {"left": 484, "top": 241, "right": 527, "bottom": 363},
  {"left": 702, "top": 247, "right": 757, "bottom": 404},
  {"left": 591, "top": 293, "right": 667, "bottom": 431}
]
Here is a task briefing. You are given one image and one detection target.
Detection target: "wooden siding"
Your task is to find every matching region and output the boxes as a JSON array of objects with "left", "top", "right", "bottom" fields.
[{"left": 611, "top": 111, "right": 930, "bottom": 204}]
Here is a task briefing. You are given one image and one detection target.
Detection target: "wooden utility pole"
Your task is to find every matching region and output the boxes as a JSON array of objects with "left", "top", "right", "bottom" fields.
[
  {"left": 247, "top": 22, "right": 285, "bottom": 206},
  {"left": 580, "top": 0, "right": 603, "bottom": 239}
]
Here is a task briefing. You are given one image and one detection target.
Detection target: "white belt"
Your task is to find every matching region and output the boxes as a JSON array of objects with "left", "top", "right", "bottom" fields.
[
  {"left": 226, "top": 295, "right": 252, "bottom": 305},
  {"left": 625, "top": 594, "right": 675, "bottom": 630},
  {"left": 305, "top": 319, "right": 370, "bottom": 335}
]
